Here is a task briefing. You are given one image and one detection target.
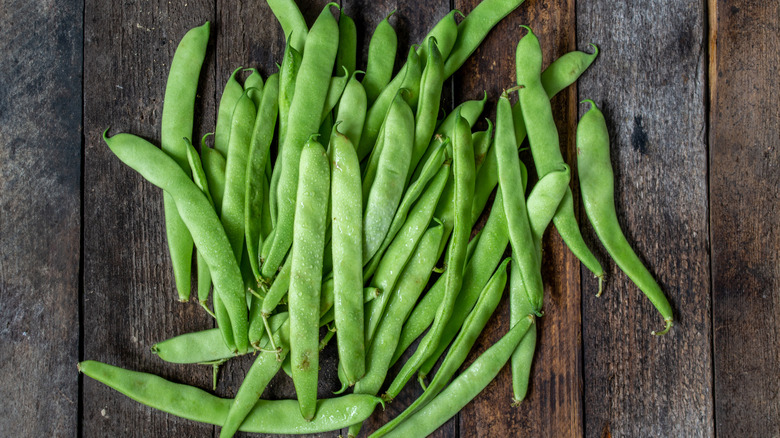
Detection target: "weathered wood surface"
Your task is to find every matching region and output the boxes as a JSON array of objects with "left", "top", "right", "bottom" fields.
[
  {"left": 3, "top": 0, "right": 780, "bottom": 436},
  {"left": 577, "top": 0, "right": 714, "bottom": 437},
  {"left": 0, "top": 0, "right": 82, "bottom": 437},
  {"left": 710, "top": 1, "right": 780, "bottom": 437}
]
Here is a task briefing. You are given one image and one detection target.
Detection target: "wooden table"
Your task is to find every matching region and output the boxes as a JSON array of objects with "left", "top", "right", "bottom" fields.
[{"left": 1, "top": 0, "right": 777, "bottom": 436}]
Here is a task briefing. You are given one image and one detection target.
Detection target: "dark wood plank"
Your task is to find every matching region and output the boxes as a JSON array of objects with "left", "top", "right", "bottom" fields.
[
  {"left": 341, "top": 1, "right": 453, "bottom": 435},
  {"left": 0, "top": 0, "right": 82, "bottom": 436},
  {"left": 82, "top": 1, "right": 217, "bottom": 436},
  {"left": 710, "top": 1, "right": 780, "bottom": 436},
  {"left": 577, "top": 1, "right": 713, "bottom": 436},
  {"left": 453, "top": 0, "right": 585, "bottom": 436}
]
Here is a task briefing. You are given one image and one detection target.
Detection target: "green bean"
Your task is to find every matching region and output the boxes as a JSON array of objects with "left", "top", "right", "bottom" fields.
[
  {"left": 261, "top": 255, "right": 291, "bottom": 315},
  {"left": 385, "top": 112, "right": 474, "bottom": 399},
  {"left": 79, "top": 361, "right": 382, "bottom": 434},
  {"left": 334, "top": 71, "right": 367, "bottom": 148},
  {"left": 215, "top": 67, "right": 244, "bottom": 158},
  {"left": 362, "top": 92, "right": 415, "bottom": 261},
  {"left": 269, "top": 38, "right": 303, "bottom": 229},
  {"left": 201, "top": 141, "right": 226, "bottom": 215},
  {"left": 220, "top": 91, "right": 257, "bottom": 261},
  {"left": 409, "top": 37, "right": 445, "bottom": 183},
  {"left": 363, "top": 139, "right": 448, "bottom": 278},
  {"left": 245, "top": 74, "right": 279, "bottom": 281},
  {"left": 329, "top": 126, "right": 365, "bottom": 385},
  {"left": 357, "top": 47, "right": 422, "bottom": 161},
  {"left": 406, "top": 191, "right": 509, "bottom": 379},
  {"left": 321, "top": 67, "right": 349, "bottom": 123},
  {"left": 266, "top": 0, "right": 308, "bottom": 53},
  {"left": 416, "top": 10, "right": 459, "bottom": 65},
  {"left": 152, "top": 313, "right": 287, "bottom": 364},
  {"left": 365, "top": 165, "right": 449, "bottom": 343},
  {"left": 442, "top": 0, "right": 526, "bottom": 78},
  {"left": 260, "top": 172, "right": 272, "bottom": 238},
  {"left": 244, "top": 68, "right": 264, "bottom": 107},
  {"left": 349, "top": 222, "right": 443, "bottom": 435},
  {"left": 540, "top": 44, "right": 598, "bottom": 98},
  {"left": 510, "top": 166, "right": 569, "bottom": 403},
  {"left": 262, "top": 4, "right": 339, "bottom": 279},
  {"left": 516, "top": 27, "right": 604, "bottom": 287},
  {"left": 336, "top": 13, "right": 357, "bottom": 74},
  {"left": 496, "top": 89, "right": 543, "bottom": 312},
  {"left": 577, "top": 100, "right": 673, "bottom": 335},
  {"left": 373, "top": 316, "right": 534, "bottom": 438},
  {"left": 160, "top": 22, "right": 209, "bottom": 302},
  {"left": 362, "top": 12, "right": 398, "bottom": 104},
  {"left": 375, "top": 258, "right": 510, "bottom": 437},
  {"left": 289, "top": 136, "right": 330, "bottom": 420},
  {"left": 104, "top": 132, "right": 247, "bottom": 352},
  {"left": 473, "top": 119, "right": 493, "bottom": 173}
]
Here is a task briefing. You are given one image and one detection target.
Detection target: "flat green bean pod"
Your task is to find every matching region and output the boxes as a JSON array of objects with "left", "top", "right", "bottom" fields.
[
  {"left": 266, "top": 0, "right": 308, "bottom": 53},
  {"left": 409, "top": 37, "right": 445, "bottom": 182},
  {"left": 79, "top": 361, "right": 382, "bottom": 434},
  {"left": 104, "top": 132, "right": 248, "bottom": 352},
  {"left": 214, "top": 67, "right": 244, "bottom": 158},
  {"left": 577, "top": 100, "right": 673, "bottom": 335},
  {"left": 334, "top": 71, "right": 367, "bottom": 148},
  {"left": 336, "top": 13, "right": 357, "bottom": 75},
  {"left": 363, "top": 12, "right": 398, "bottom": 104}
]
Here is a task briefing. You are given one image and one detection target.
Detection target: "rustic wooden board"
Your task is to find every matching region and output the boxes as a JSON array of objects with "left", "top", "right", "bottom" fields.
[
  {"left": 0, "top": 0, "right": 82, "bottom": 436},
  {"left": 452, "top": 0, "right": 586, "bottom": 437},
  {"left": 82, "top": 1, "right": 217, "bottom": 436},
  {"left": 577, "top": 0, "right": 713, "bottom": 437},
  {"left": 710, "top": 1, "right": 780, "bottom": 436}
]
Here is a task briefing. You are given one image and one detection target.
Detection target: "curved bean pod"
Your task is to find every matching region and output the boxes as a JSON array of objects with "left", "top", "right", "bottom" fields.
[
  {"left": 104, "top": 132, "right": 247, "bottom": 352},
  {"left": 244, "top": 68, "right": 264, "bottom": 107},
  {"left": 336, "top": 13, "right": 357, "bottom": 75},
  {"left": 577, "top": 100, "right": 673, "bottom": 335},
  {"left": 363, "top": 12, "right": 398, "bottom": 104},
  {"left": 266, "top": 0, "right": 308, "bottom": 53},
  {"left": 409, "top": 37, "right": 444, "bottom": 180},
  {"left": 334, "top": 71, "right": 367, "bottom": 148},
  {"left": 79, "top": 361, "right": 382, "bottom": 434},
  {"left": 214, "top": 67, "right": 244, "bottom": 158}
]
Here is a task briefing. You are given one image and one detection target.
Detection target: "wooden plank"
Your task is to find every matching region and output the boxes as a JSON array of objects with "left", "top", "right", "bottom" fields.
[
  {"left": 577, "top": 1, "right": 713, "bottom": 436},
  {"left": 0, "top": 0, "right": 82, "bottom": 436},
  {"left": 710, "top": 1, "right": 780, "bottom": 436},
  {"left": 453, "top": 0, "right": 585, "bottom": 437},
  {"left": 341, "top": 2, "right": 453, "bottom": 435},
  {"left": 82, "top": 1, "right": 217, "bottom": 436}
]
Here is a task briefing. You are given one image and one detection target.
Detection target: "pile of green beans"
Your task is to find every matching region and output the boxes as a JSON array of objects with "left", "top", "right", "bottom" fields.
[{"left": 85, "top": 1, "right": 675, "bottom": 436}]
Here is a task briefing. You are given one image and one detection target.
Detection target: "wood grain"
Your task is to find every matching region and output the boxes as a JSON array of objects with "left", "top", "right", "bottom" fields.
[
  {"left": 710, "top": 1, "right": 780, "bottom": 436},
  {"left": 0, "top": 0, "right": 82, "bottom": 436},
  {"left": 453, "top": 0, "right": 585, "bottom": 436},
  {"left": 577, "top": 0, "right": 713, "bottom": 436},
  {"left": 83, "top": 1, "right": 217, "bottom": 436}
]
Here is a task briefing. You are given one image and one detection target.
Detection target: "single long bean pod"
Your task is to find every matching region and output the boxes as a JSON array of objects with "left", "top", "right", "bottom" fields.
[
  {"left": 363, "top": 140, "right": 447, "bottom": 278},
  {"left": 266, "top": 0, "right": 308, "bottom": 53},
  {"left": 375, "top": 259, "right": 510, "bottom": 437},
  {"left": 362, "top": 93, "right": 415, "bottom": 261},
  {"left": 510, "top": 166, "right": 569, "bottom": 403},
  {"left": 409, "top": 37, "right": 444, "bottom": 182},
  {"left": 577, "top": 100, "right": 673, "bottom": 335},
  {"left": 373, "top": 316, "right": 534, "bottom": 438},
  {"left": 416, "top": 10, "right": 459, "bottom": 66},
  {"left": 160, "top": 22, "right": 209, "bottom": 302},
  {"left": 336, "top": 13, "right": 357, "bottom": 74},
  {"left": 79, "top": 361, "right": 382, "bottom": 434},
  {"left": 214, "top": 67, "right": 244, "bottom": 158},
  {"left": 329, "top": 126, "right": 365, "bottom": 385},
  {"left": 262, "top": 4, "right": 339, "bottom": 279},
  {"left": 244, "top": 68, "right": 264, "bottom": 106},
  {"left": 245, "top": 74, "right": 279, "bottom": 280},
  {"left": 220, "top": 91, "right": 257, "bottom": 261},
  {"left": 473, "top": 119, "right": 493, "bottom": 173},
  {"left": 365, "top": 165, "right": 449, "bottom": 343},
  {"left": 104, "top": 132, "right": 247, "bottom": 352},
  {"left": 495, "top": 89, "right": 543, "bottom": 312},
  {"left": 356, "top": 47, "right": 421, "bottom": 161},
  {"left": 442, "top": 0, "right": 526, "bottom": 78},
  {"left": 348, "top": 222, "right": 443, "bottom": 434},
  {"left": 199, "top": 143, "right": 226, "bottom": 306},
  {"left": 289, "top": 137, "right": 330, "bottom": 420},
  {"left": 269, "top": 38, "right": 303, "bottom": 228},
  {"left": 516, "top": 27, "right": 604, "bottom": 287},
  {"left": 321, "top": 68, "right": 350, "bottom": 123},
  {"left": 384, "top": 113, "right": 474, "bottom": 400},
  {"left": 362, "top": 12, "right": 398, "bottom": 104},
  {"left": 334, "top": 72, "right": 367, "bottom": 148}
]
